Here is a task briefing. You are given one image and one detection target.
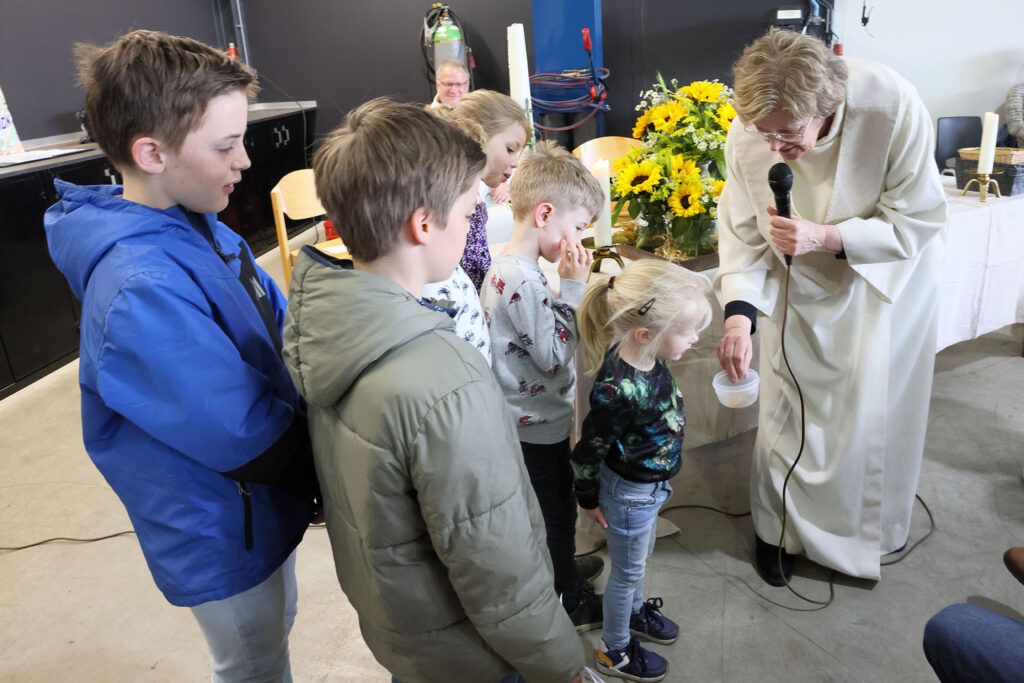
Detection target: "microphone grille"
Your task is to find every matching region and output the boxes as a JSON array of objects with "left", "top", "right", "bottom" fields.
[{"left": 768, "top": 162, "right": 793, "bottom": 191}]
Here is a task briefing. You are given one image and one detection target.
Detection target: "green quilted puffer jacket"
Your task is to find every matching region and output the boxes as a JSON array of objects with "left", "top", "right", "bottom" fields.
[{"left": 283, "top": 248, "right": 584, "bottom": 683}]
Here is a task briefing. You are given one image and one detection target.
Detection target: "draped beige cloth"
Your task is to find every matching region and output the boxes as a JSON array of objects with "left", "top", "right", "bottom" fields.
[{"left": 715, "top": 58, "right": 948, "bottom": 579}]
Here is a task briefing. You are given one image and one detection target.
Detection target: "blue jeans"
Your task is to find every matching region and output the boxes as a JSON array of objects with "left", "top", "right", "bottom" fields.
[
  {"left": 923, "top": 603, "right": 1024, "bottom": 682},
  {"left": 599, "top": 464, "right": 672, "bottom": 650},
  {"left": 191, "top": 551, "right": 297, "bottom": 683}
]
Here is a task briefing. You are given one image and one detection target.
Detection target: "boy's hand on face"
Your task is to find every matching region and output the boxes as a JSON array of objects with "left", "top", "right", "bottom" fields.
[
  {"left": 491, "top": 181, "right": 511, "bottom": 205},
  {"left": 557, "top": 239, "right": 593, "bottom": 283}
]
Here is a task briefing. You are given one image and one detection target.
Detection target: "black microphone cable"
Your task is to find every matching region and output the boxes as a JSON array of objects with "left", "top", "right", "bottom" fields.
[{"left": 766, "top": 163, "right": 933, "bottom": 606}]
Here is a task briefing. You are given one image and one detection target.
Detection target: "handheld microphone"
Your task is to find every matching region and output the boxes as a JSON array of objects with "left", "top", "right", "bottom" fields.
[{"left": 768, "top": 162, "right": 793, "bottom": 266}]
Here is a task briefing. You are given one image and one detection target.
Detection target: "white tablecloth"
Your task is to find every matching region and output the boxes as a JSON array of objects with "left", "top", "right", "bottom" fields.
[{"left": 937, "top": 175, "right": 1024, "bottom": 350}]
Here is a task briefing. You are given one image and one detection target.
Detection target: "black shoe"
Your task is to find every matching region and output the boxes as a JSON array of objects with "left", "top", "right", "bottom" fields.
[
  {"left": 575, "top": 554, "right": 605, "bottom": 585},
  {"left": 754, "top": 534, "right": 793, "bottom": 587},
  {"left": 567, "top": 584, "right": 603, "bottom": 633}
]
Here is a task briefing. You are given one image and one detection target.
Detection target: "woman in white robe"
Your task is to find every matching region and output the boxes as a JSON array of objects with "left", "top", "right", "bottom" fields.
[{"left": 715, "top": 29, "right": 947, "bottom": 582}]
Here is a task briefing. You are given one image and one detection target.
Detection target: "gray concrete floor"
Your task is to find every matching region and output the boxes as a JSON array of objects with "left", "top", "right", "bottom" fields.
[{"left": 2, "top": 239, "right": 1022, "bottom": 681}]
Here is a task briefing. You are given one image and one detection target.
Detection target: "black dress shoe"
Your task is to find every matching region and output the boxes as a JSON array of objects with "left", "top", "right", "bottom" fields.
[{"left": 754, "top": 534, "right": 794, "bottom": 587}]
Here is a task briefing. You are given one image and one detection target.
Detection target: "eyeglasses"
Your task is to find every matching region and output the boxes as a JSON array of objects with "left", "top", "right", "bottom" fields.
[
  {"left": 439, "top": 80, "right": 469, "bottom": 88},
  {"left": 743, "top": 121, "right": 811, "bottom": 144}
]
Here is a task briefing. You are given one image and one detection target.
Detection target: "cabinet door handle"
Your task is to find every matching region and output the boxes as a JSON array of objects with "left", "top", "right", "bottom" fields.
[
  {"left": 272, "top": 127, "right": 283, "bottom": 148},
  {"left": 281, "top": 125, "right": 291, "bottom": 146}
]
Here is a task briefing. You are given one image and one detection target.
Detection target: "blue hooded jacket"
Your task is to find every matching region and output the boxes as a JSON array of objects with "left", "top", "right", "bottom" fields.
[{"left": 45, "top": 180, "right": 309, "bottom": 606}]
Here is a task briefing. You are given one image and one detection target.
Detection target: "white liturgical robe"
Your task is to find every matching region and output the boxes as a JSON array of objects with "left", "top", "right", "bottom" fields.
[{"left": 715, "top": 58, "right": 948, "bottom": 579}]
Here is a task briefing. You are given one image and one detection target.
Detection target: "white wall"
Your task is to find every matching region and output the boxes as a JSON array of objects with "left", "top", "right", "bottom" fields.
[{"left": 835, "top": 0, "right": 1024, "bottom": 121}]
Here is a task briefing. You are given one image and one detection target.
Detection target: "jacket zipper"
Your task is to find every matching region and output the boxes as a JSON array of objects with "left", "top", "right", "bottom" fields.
[{"left": 237, "top": 481, "right": 254, "bottom": 550}]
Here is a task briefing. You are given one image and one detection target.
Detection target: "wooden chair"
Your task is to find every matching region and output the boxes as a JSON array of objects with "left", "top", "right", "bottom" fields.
[
  {"left": 572, "top": 136, "right": 642, "bottom": 172},
  {"left": 270, "top": 169, "right": 325, "bottom": 288},
  {"left": 572, "top": 136, "right": 642, "bottom": 223}
]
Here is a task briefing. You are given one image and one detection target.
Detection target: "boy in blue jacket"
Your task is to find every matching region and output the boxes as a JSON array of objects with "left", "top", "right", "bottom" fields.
[{"left": 44, "top": 30, "right": 316, "bottom": 681}]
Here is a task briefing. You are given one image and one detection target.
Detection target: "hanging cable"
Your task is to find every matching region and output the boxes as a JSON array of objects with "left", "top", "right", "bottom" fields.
[{"left": 530, "top": 68, "right": 611, "bottom": 132}]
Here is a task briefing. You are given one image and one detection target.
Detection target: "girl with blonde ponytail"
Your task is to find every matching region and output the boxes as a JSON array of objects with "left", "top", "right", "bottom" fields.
[{"left": 570, "top": 259, "right": 711, "bottom": 682}]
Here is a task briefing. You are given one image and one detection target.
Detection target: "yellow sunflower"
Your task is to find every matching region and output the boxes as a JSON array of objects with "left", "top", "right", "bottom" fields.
[
  {"left": 668, "top": 183, "right": 707, "bottom": 218},
  {"left": 712, "top": 179, "right": 726, "bottom": 197},
  {"left": 648, "top": 101, "right": 686, "bottom": 133},
  {"left": 616, "top": 159, "right": 663, "bottom": 196},
  {"left": 716, "top": 102, "right": 737, "bottom": 132},
  {"left": 632, "top": 112, "right": 651, "bottom": 139},
  {"left": 681, "top": 81, "right": 725, "bottom": 103},
  {"left": 612, "top": 155, "right": 633, "bottom": 177},
  {"left": 669, "top": 154, "right": 701, "bottom": 181}
]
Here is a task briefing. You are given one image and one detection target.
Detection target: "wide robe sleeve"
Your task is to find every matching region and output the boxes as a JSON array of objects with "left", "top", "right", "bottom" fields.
[
  {"left": 716, "top": 122, "right": 784, "bottom": 316},
  {"left": 408, "top": 378, "right": 585, "bottom": 683},
  {"left": 834, "top": 85, "right": 947, "bottom": 304}
]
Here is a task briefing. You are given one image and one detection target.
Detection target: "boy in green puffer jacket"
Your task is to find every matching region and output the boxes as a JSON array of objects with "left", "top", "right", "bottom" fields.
[{"left": 282, "top": 98, "right": 585, "bottom": 683}]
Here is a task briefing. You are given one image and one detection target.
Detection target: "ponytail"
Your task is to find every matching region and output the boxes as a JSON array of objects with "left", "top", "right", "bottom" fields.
[
  {"left": 575, "top": 260, "right": 713, "bottom": 374},
  {"left": 577, "top": 278, "right": 616, "bottom": 375}
]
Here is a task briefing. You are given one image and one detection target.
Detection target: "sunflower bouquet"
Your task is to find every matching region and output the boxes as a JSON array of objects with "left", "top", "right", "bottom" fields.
[{"left": 612, "top": 76, "right": 735, "bottom": 259}]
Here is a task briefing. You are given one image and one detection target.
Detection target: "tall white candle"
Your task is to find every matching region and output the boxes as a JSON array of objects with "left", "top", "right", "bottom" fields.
[
  {"left": 978, "top": 111, "right": 999, "bottom": 174},
  {"left": 507, "top": 24, "right": 534, "bottom": 143},
  {"left": 591, "top": 158, "right": 613, "bottom": 247}
]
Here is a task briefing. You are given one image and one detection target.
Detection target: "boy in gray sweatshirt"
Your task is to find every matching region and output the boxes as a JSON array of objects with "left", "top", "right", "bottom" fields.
[{"left": 481, "top": 140, "right": 606, "bottom": 630}]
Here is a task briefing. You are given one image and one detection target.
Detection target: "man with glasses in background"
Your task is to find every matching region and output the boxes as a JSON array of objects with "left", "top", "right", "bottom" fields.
[{"left": 431, "top": 58, "right": 471, "bottom": 110}]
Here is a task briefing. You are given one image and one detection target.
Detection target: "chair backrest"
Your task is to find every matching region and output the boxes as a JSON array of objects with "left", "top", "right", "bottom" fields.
[
  {"left": 935, "top": 116, "right": 983, "bottom": 171},
  {"left": 572, "top": 136, "right": 642, "bottom": 173},
  {"left": 270, "top": 169, "right": 325, "bottom": 288}
]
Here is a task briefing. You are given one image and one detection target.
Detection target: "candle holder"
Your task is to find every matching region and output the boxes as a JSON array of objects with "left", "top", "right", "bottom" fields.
[
  {"left": 961, "top": 170, "right": 1002, "bottom": 202},
  {"left": 590, "top": 245, "right": 624, "bottom": 277}
]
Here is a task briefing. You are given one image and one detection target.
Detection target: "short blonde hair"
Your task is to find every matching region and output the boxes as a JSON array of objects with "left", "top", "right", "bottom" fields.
[
  {"left": 732, "top": 28, "right": 848, "bottom": 125},
  {"left": 447, "top": 89, "right": 531, "bottom": 141},
  {"left": 577, "top": 260, "right": 712, "bottom": 375},
  {"left": 313, "top": 98, "right": 486, "bottom": 262},
  {"left": 509, "top": 140, "right": 604, "bottom": 223}
]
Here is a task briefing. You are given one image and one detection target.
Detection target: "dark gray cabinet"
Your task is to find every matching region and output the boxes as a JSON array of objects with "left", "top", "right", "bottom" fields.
[
  {"left": 0, "top": 158, "right": 117, "bottom": 397},
  {"left": 219, "top": 108, "right": 318, "bottom": 253},
  {"left": 0, "top": 104, "right": 317, "bottom": 398}
]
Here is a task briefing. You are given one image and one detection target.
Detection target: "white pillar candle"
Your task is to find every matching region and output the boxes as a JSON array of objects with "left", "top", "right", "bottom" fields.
[
  {"left": 591, "top": 158, "right": 613, "bottom": 247},
  {"left": 978, "top": 111, "right": 999, "bottom": 174},
  {"left": 507, "top": 24, "right": 534, "bottom": 142}
]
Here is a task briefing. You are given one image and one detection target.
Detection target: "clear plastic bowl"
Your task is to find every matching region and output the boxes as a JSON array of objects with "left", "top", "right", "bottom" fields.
[{"left": 712, "top": 369, "right": 760, "bottom": 408}]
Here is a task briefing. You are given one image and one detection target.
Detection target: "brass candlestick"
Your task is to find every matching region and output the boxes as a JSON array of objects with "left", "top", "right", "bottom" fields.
[
  {"left": 961, "top": 170, "right": 1002, "bottom": 202},
  {"left": 590, "top": 245, "right": 624, "bottom": 277}
]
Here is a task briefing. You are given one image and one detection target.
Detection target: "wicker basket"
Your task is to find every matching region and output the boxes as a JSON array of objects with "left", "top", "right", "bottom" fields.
[
  {"left": 958, "top": 147, "right": 1024, "bottom": 164},
  {"left": 955, "top": 157, "right": 1024, "bottom": 196}
]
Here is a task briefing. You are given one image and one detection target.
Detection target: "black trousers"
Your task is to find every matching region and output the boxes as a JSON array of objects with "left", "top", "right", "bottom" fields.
[{"left": 520, "top": 438, "right": 579, "bottom": 609}]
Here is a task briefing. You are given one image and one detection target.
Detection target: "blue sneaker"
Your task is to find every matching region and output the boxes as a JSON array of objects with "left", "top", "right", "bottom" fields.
[
  {"left": 629, "top": 597, "right": 679, "bottom": 645},
  {"left": 596, "top": 635, "right": 668, "bottom": 682}
]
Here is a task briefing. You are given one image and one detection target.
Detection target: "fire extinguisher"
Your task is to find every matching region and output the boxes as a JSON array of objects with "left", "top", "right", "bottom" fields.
[{"left": 420, "top": 4, "right": 475, "bottom": 90}]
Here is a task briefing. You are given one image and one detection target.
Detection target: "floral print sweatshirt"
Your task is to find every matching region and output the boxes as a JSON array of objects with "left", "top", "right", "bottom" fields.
[{"left": 571, "top": 352, "right": 685, "bottom": 509}]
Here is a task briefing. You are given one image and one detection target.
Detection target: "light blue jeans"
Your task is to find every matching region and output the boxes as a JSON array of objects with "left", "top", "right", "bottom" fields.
[
  {"left": 599, "top": 464, "right": 672, "bottom": 650},
  {"left": 191, "top": 550, "right": 297, "bottom": 683}
]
